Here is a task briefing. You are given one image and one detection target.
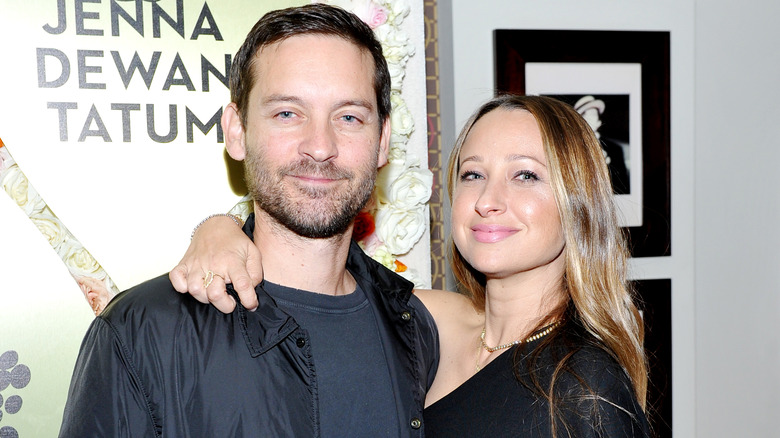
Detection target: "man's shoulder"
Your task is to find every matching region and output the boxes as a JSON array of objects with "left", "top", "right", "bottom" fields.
[{"left": 99, "top": 273, "right": 206, "bottom": 331}]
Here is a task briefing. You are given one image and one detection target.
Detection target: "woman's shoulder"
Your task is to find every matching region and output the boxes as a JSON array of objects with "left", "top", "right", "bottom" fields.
[
  {"left": 538, "top": 332, "right": 633, "bottom": 394},
  {"left": 413, "top": 288, "right": 482, "bottom": 330},
  {"left": 536, "top": 334, "right": 650, "bottom": 436}
]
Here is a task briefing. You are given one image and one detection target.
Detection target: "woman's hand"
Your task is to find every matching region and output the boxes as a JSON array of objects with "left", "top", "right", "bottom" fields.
[{"left": 169, "top": 215, "right": 262, "bottom": 312}]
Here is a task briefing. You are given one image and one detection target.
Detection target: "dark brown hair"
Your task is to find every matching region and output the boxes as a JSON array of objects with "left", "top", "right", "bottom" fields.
[{"left": 229, "top": 4, "right": 391, "bottom": 129}]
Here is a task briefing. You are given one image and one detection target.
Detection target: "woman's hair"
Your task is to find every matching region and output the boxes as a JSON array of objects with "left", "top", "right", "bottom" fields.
[{"left": 446, "top": 94, "right": 647, "bottom": 407}]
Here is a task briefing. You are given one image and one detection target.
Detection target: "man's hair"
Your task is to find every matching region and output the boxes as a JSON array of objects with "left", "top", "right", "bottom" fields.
[{"left": 229, "top": 3, "right": 391, "bottom": 129}]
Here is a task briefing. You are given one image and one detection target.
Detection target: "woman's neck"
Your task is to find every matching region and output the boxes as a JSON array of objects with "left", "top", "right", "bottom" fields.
[{"left": 481, "top": 269, "right": 564, "bottom": 346}]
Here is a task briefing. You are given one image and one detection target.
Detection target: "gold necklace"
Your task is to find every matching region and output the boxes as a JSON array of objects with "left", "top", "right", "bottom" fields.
[
  {"left": 480, "top": 321, "right": 562, "bottom": 353},
  {"left": 475, "top": 321, "right": 561, "bottom": 372}
]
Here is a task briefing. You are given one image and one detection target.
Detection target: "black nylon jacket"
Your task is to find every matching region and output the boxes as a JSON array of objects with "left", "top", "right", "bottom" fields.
[{"left": 59, "top": 236, "right": 439, "bottom": 437}]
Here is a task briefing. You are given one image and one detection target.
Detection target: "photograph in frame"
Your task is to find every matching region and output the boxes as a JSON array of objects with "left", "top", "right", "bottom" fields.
[{"left": 494, "top": 30, "right": 671, "bottom": 257}]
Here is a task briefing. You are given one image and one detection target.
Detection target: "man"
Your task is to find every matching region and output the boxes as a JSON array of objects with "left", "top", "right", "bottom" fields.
[{"left": 59, "top": 5, "right": 438, "bottom": 437}]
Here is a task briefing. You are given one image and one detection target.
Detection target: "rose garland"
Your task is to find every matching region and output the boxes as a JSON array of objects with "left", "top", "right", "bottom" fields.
[{"left": 0, "top": 139, "right": 120, "bottom": 315}]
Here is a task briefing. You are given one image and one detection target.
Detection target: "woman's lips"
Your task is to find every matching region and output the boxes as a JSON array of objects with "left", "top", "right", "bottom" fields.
[{"left": 471, "top": 224, "right": 518, "bottom": 243}]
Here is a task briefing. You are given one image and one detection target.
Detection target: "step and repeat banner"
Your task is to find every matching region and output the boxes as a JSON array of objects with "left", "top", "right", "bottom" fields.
[{"left": 0, "top": 0, "right": 430, "bottom": 435}]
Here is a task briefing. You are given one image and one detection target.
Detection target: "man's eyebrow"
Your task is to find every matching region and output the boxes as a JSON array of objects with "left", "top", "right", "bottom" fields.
[
  {"left": 334, "top": 99, "right": 375, "bottom": 112},
  {"left": 261, "top": 94, "right": 304, "bottom": 106}
]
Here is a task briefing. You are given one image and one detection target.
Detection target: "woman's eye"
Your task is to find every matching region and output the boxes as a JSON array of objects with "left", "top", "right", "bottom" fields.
[
  {"left": 515, "top": 170, "right": 539, "bottom": 181},
  {"left": 459, "top": 170, "right": 483, "bottom": 181}
]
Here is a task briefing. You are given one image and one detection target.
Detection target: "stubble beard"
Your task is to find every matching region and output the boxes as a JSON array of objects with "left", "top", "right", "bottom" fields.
[{"left": 245, "top": 148, "right": 377, "bottom": 239}]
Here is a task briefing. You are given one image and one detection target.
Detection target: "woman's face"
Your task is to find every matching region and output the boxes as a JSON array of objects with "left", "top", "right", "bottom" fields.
[{"left": 451, "top": 108, "right": 565, "bottom": 281}]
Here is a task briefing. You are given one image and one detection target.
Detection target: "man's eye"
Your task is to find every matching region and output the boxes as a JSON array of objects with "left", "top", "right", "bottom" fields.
[{"left": 278, "top": 111, "right": 294, "bottom": 119}]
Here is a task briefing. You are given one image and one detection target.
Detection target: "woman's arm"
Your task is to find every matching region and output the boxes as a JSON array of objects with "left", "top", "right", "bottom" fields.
[{"left": 169, "top": 214, "right": 262, "bottom": 312}]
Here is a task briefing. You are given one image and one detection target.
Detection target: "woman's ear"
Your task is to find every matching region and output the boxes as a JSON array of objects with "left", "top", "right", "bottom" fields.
[{"left": 223, "top": 103, "right": 246, "bottom": 161}]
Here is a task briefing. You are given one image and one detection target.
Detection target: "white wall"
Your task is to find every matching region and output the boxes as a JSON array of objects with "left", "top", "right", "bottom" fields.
[
  {"left": 694, "top": 1, "right": 780, "bottom": 436},
  {"left": 444, "top": 0, "right": 780, "bottom": 435}
]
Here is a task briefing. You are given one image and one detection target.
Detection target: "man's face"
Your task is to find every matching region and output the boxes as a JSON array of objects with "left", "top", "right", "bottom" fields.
[{"left": 238, "top": 35, "right": 389, "bottom": 238}]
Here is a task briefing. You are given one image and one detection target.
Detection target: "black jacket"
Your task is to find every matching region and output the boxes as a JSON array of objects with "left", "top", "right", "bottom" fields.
[{"left": 59, "top": 240, "right": 439, "bottom": 437}]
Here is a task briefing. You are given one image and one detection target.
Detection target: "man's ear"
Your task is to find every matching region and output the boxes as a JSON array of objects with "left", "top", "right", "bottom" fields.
[
  {"left": 223, "top": 102, "right": 246, "bottom": 161},
  {"left": 377, "top": 117, "right": 391, "bottom": 168}
]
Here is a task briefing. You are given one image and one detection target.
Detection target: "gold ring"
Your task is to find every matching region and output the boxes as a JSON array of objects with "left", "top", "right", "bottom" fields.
[{"left": 203, "top": 270, "right": 216, "bottom": 288}]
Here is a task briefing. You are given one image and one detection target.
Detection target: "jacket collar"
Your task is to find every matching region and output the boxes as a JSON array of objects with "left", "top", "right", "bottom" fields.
[{"left": 232, "top": 214, "right": 414, "bottom": 357}]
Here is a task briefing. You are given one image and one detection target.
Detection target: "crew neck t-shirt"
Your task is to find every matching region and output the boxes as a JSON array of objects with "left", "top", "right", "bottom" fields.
[{"left": 263, "top": 281, "right": 400, "bottom": 437}]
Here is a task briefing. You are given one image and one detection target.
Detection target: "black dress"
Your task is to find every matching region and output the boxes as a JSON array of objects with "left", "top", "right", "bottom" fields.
[{"left": 424, "top": 332, "right": 650, "bottom": 437}]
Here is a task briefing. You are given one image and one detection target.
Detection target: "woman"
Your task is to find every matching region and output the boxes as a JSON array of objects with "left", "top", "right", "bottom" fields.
[
  {"left": 175, "top": 95, "right": 650, "bottom": 436},
  {"left": 420, "top": 95, "right": 649, "bottom": 436}
]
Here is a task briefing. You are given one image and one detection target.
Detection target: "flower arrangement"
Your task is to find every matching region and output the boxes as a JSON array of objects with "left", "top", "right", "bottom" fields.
[{"left": 0, "top": 139, "right": 120, "bottom": 315}]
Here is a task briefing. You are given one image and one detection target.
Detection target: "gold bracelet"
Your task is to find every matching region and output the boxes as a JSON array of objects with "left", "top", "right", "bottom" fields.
[{"left": 191, "top": 213, "right": 244, "bottom": 239}]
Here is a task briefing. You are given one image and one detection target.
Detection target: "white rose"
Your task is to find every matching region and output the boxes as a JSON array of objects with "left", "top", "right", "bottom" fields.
[
  {"left": 31, "top": 208, "right": 69, "bottom": 249},
  {"left": 386, "top": 145, "right": 407, "bottom": 163},
  {"left": 381, "top": 0, "right": 410, "bottom": 27},
  {"left": 388, "top": 167, "right": 432, "bottom": 209},
  {"left": 390, "top": 93, "right": 414, "bottom": 140},
  {"left": 381, "top": 28, "right": 412, "bottom": 55},
  {"left": 387, "top": 63, "right": 406, "bottom": 92},
  {"left": 375, "top": 205, "right": 426, "bottom": 255},
  {"left": 1, "top": 165, "right": 46, "bottom": 216},
  {"left": 57, "top": 238, "right": 103, "bottom": 277},
  {"left": 376, "top": 156, "right": 406, "bottom": 203}
]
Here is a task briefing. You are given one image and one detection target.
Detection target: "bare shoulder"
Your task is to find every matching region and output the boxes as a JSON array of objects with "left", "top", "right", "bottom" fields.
[{"left": 415, "top": 289, "right": 484, "bottom": 407}]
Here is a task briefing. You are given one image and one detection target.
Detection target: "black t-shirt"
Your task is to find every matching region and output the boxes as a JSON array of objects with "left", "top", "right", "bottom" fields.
[{"left": 263, "top": 281, "right": 400, "bottom": 437}]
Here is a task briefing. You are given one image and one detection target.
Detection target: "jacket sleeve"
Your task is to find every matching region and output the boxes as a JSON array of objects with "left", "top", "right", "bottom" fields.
[
  {"left": 408, "top": 294, "right": 439, "bottom": 390},
  {"left": 59, "top": 316, "right": 159, "bottom": 438}
]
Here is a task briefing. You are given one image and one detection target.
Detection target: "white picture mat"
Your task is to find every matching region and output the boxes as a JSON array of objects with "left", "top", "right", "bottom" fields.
[{"left": 525, "top": 62, "right": 643, "bottom": 227}]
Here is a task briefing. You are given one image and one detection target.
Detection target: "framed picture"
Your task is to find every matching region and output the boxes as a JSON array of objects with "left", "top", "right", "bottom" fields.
[
  {"left": 633, "top": 278, "right": 673, "bottom": 438},
  {"left": 494, "top": 30, "right": 670, "bottom": 257}
]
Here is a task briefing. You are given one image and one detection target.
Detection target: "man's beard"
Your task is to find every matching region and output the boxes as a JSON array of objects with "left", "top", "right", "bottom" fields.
[{"left": 245, "top": 148, "right": 377, "bottom": 239}]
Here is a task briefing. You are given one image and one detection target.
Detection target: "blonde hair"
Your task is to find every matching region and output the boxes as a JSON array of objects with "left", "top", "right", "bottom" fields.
[{"left": 446, "top": 94, "right": 647, "bottom": 407}]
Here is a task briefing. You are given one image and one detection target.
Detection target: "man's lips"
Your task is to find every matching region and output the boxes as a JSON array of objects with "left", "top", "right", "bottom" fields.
[
  {"left": 471, "top": 224, "right": 518, "bottom": 243},
  {"left": 289, "top": 173, "right": 343, "bottom": 184}
]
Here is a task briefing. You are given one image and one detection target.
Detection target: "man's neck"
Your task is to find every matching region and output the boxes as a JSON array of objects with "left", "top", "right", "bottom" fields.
[{"left": 251, "top": 209, "right": 356, "bottom": 296}]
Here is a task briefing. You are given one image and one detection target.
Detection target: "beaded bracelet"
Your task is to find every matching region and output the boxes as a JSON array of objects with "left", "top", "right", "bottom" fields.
[{"left": 191, "top": 213, "right": 244, "bottom": 239}]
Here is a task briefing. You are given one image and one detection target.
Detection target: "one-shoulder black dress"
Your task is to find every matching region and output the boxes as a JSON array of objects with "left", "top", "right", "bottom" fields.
[{"left": 424, "top": 334, "right": 650, "bottom": 437}]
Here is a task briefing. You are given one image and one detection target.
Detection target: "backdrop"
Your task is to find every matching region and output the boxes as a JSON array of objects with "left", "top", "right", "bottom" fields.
[{"left": 0, "top": 0, "right": 431, "bottom": 435}]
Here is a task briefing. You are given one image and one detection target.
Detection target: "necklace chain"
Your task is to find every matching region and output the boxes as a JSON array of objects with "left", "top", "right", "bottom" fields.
[
  {"left": 475, "top": 321, "right": 561, "bottom": 372},
  {"left": 480, "top": 320, "right": 562, "bottom": 353}
]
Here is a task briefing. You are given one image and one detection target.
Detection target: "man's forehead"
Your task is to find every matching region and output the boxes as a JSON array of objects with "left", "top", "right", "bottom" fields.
[
  {"left": 254, "top": 34, "right": 372, "bottom": 64},
  {"left": 248, "top": 34, "right": 377, "bottom": 106}
]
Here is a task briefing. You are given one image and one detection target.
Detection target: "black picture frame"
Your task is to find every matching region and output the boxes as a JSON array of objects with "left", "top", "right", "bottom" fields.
[
  {"left": 494, "top": 30, "right": 671, "bottom": 257},
  {"left": 633, "top": 278, "right": 673, "bottom": 438}
]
